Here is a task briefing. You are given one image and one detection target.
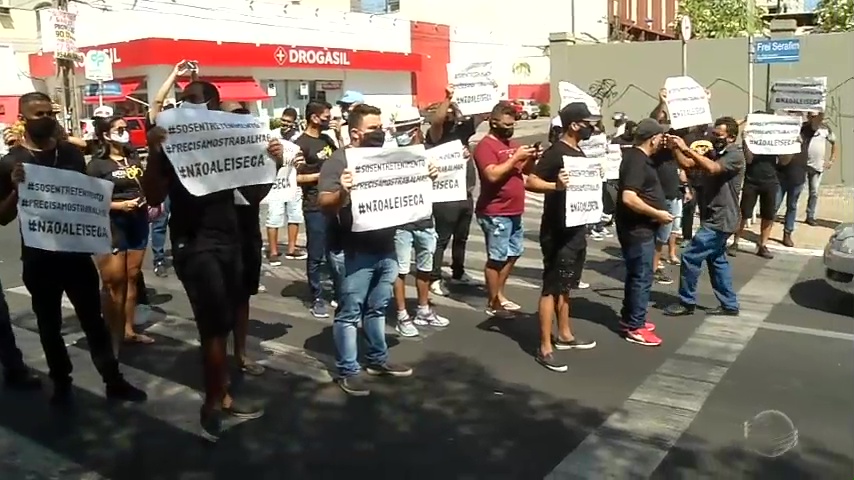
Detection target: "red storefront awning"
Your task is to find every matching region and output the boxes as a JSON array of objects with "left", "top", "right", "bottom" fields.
[
  {"left": 177, "top": 77, "right": 271, "bottom": 102},
  {"left": 82, "top": 77, "right": 143, "bottom": 104}
]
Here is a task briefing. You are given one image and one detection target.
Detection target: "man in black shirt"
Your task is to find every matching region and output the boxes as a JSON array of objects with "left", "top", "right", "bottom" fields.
[
  {"left": 680, "top": 130, "right": 715, "bottom": 241},
  {"left": 0, "top": 92, "right": 146, "bottom": 405},
  {"left": 650, "top": 138, "right": 683, "bottom": 286},
  {"left": 318, "top": 104, "right": 413, "bottom": 397},
  {"left": 144, "top": 82, "right": 280, "bottom": 441},
  {"left": 774, "top": 123, "right": 810, "bottom": 248},
  {"left": 616, "top": 118, "right": 672, "bottom": 347},
  {"left": 524, "top": 103, "right": 599, "bottom": 372},
  {"left": 426, "top": 85, "right": 485, "bottom": 295},
  {"left": 294, "top": 101, "right": 340, "bottom": 318}
]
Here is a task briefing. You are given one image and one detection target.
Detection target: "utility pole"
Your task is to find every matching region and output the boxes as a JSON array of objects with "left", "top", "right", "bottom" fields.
[
  {"left": 53, "top": 0, "right": 82, "bottom": 136},
  {"left": 747, "top": 0, "right": 756, "bottom": 113}
]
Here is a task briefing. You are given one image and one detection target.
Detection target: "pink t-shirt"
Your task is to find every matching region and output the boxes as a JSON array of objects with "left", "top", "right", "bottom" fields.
[{"left": 473, "top": 135, "right": 525, "bottom": 216}]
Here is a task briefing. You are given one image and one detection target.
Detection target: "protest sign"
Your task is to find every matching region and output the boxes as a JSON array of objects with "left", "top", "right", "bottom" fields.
[
  {"left": 770, "top": 77, "right": 827, "bottom": 113},
  {"left": 347, "top": 145, "right": 433, "bottom": 232},
  {"left": 447, "top": 61, "right": 500, "bottom": 116},
  {"left": 664, "top": 76, "right": 712, "bottom": 130},
  {"left": 17, "top": 163, "right": 113, "bottom": 254},
  {"left": 579, "top": 133, "right": 608, "bottom": 165},
  {"left": 558, "top": 81, "right": 601, "bottom": 114},
  {"left": 743, "top": 113, "right": 801, "bottom": 155},
  {"left": 155, "top": 107, "right": 276, "bottom": 196},
  {"left": 604, "top": 143, "right": 623, "bottom": 180},
  {"left": 428, "top": 140, "right": 467, "bottom": 203},
  {"left": 261, "top": 140, "right": 301, "bottom": 205},
  {"left": 563, "top": 157, "right": 603, "bottom": 228}
]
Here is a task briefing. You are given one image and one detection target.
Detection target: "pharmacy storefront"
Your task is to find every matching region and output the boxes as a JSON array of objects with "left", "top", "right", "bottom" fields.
[{"left": 28, "top": 38, "right": 422, "bottom": 119}]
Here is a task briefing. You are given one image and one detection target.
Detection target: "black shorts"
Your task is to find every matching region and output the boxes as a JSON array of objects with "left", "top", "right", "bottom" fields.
[
  {"left": 240, "top": 237, "right": 263, "bottom": 297},
  {"left": 172, "top": 245, "right": 243, "bottom": 340},
  {"left": 111, "top": 212, "right": 149, "bottom": 251},
  {"left": 740, "top": 182, "right": 778, "bottom": 221},
  {"left": 540, "top": 227, "right": 587, "bottom": 296}
]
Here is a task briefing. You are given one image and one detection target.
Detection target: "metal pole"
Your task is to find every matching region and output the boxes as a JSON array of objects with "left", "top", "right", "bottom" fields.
[
  {"left": 53, "top": 0, "right": 81, "bottom": 136},
  {"left": 747, "top": 0, "right": 755, "bottom": 113},
  {"left": 681, "top": 39, "right": 688, "bottom": 76},
  {"left": 98, "top": 80, "right": 103, "bottom": 107}
]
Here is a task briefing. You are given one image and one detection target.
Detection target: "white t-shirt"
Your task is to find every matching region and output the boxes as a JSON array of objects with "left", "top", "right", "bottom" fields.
[{"left": 806, "top": 125, "right": 836, "bottom": 172}]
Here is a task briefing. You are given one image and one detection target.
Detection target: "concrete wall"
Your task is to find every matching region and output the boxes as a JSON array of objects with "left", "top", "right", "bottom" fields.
[{"left": 550, "top": 32, "right": 854, "bottom": 185}]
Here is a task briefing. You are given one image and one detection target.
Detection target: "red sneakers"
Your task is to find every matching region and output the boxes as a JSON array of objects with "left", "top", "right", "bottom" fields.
[
  {"left": 619, "top": 320, "right": 656, "bottom": 332},
  {"left": 624, "top": 327, "right": 662, "bottom": 346}
]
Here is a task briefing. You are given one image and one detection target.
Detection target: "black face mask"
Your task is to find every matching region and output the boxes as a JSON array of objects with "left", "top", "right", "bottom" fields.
[
  {"left": 318, "top": 120, "right": 330, "bottom": 131},
  {"left": 492, "top": 124, "right": 514, "bottom": 140},
  {"left": 713, "top": 137, "right": 728, "bottom": 152},
  {"left": 360, "top": 129, "right": 386, "bottom": 147},
  {"left": 280, "top": 126, "right": 297, "bottom": 139},
  {"left": 25, "top": 117, "right": 58, "bottom": 143},
  {"left": 577, "top": 124, "right": 594, "bottom": 141}
]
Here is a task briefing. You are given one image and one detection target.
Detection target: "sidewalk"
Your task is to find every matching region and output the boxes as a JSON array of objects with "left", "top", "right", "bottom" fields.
[{"left": 738, "top": 185, "right": 853, "bottom": 255}]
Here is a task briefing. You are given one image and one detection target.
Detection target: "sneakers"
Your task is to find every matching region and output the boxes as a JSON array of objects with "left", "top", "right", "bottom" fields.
[
  {"left": 429, "top": 280, "right": 449, "bottom": 296},
  {"left": 554, "top": 337, "right": 597, "bottom": 350},
  {"left": 619, "top": 320, "right": 656, "bottom": 332},
  {"left": 450, "top": 272, "right": 478, "bottom": 285},
  {"left": 588, "top": 230, "right": 605, "bottom": 241},
  {"left": 223, "top": 397, "right": 265, "bottom": 419},
  {"left": 574, "top": 281, "right": 590, "bottom": 290},
  {"left": 395, "top": 313, "right": 420, "bottom": 337},
  {"left": 284, "top": 248, "right": 308, "bottom": 260},
  {"left": 597, "top": 226, "right": 614, "bottom": 238},
  {"left": 624, "top": 327, "right": 662, "bottom": 347},
  {"left": 267, "top": 252, "right": 282, "bottom": 267},
  {"left": 413, "top": 307, "right": 449, "bottom": 327},
  {"left": 310, "top": 299, "right": 329, "bottom": 319},
  {"left": 535, "top": 350, "right": 568, "bottom": 372},
  {"left": 654, "top": 270, "right": 673, "bottom": 285},
  {"left": 365, "top": 362, "right": 413, "bottom": 377},
  {"left": 336, "top": 372, "right": 372, "bottom": 397},
  {"left": 199, "top": 408, "right": 224, "bottom": 443},
  {"left": 756, "top": 245, "right": 774, "bottom": 259},
  {"left": 106, "top": 378, "right": 148, "bottom": 403},
  {"left": 153, "top": 262, "right": 169, "bottom": 278}
]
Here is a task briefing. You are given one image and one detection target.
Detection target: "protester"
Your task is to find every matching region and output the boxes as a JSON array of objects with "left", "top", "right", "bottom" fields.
[
  {"left": 473, "top": 102, "right": 537, "bottom": 317},
  {"left": 612, "top": 112, "right": 628, "bottom": 138},
  {"left": 0, "top": 91, "right": 146, "bottom": 405},
  {"left": 333, "top": 90, "right": 364, "bottom": 147},
  {"left": 266, "top": 107, "right": 307, "bottom": 264},
  {"left": 525, "top": 102, "right": 598, "bottom": 372},
  {"left": 0, "top": 281, "right": 41, "bottom": 390},
  {"left": 802, "top": 111, "right": 838, "bottom": 226},
  {"left": 318, "top": 104, "right": 413, "bottom": 397},
  {"left": 143, "top": 82, "right": 280, "bottom": 441},
  {"left": 426, "top": 85, "right": 483, "bottom": 295},
  {"left": 295, "top": 101, "right": 340, "bottom": 317},
  {"left": 680, "top": 130, "right": 714, "bottom": 242},
  {"left": 389, "top": 106, "right": 445, "bottom": 338},
  {"left": 615, "top": 118, "right": 671, "bottom": 347},
  {"left": 665, "top": 116, "right": 744, "bottom": 317},
  {"left": 86, "top": 115, "right": 153, "bottom": 350}
]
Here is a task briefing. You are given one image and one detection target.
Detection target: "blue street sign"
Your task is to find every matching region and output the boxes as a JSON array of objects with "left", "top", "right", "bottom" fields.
[
  {"left": 83, "top": 82, "right": 122, "bottom": 97},
  {"left": 755, "top": 38, "right": 800, "bottom": 64}
]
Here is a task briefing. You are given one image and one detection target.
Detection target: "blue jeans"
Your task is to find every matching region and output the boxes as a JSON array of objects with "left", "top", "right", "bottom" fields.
[
  {"left": 328, "top": 249, "right": 345, "bottom": 304},
  {"left": 150, "top": 196, "right": 170, "bottom": 266},
  {"left": 678, "top": 226, "right": 738, "bottom": 311},
  {"left": 619, "top": 235, "right": 655, "bottom": 329},
  {"left": 806, "top": 167, "right": 822, "bottom": 222},
  {"left": 304, "top": 210, "right": 334, "bottom": 301},
  {"left": 333, "top": 251, "right": 396, "bottom": 377},
  {"left": 775, "top": 179, "right": 804, "bottom": 234}
]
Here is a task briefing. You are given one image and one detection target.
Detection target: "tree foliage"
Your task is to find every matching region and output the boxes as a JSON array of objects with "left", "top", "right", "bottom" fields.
[
  {"left": 676, "top": 0, "right": 767, "bottom": 38},
  {"left": 815, "top": 0, "right": 854, "bottom": 32}
]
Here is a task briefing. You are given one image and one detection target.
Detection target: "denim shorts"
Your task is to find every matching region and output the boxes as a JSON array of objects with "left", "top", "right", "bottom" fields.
[
  {"left": 265, "top": 197, "right": 303, "bottom": 228},
  {"left": 655, "top": 198, "right": 683, "bottom": 244},
  {"left": 394, "top": 227, "right": 437, "bottom": 274},
  {"left": 476, "top": 214, "right": 524, "bottom": 262}
]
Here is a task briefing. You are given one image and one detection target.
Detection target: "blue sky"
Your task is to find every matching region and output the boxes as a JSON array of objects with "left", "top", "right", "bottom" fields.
[{"left": 804, "top": 0, "right": 819, "bottom": 11}]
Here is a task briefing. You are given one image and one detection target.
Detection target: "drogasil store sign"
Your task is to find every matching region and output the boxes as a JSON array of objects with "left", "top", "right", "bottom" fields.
[{"left": 274, "top": 47, "right": 350, "bottom": 66}]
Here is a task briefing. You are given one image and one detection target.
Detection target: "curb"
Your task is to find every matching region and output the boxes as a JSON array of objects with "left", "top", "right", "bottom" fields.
[{"left": 732, "top": 238, "right": 824, "bottom": 258}]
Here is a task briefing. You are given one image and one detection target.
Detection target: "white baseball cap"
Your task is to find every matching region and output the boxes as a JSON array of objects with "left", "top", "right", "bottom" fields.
[
  {"left": 93, "top": 105, "right": 114, "bottom": 118},
  {"left": 391, "top": 105, "right": 422, "bottom": 127}
]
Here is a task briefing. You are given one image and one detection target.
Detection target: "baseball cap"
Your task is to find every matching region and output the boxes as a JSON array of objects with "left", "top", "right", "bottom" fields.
[
  {"left": 391, "top": 105, "right": 422, "bottom": 127},
  {"left": 558, "top": 102, "right": 602, "bottom": 127},
  {"left": 93, "top": 105, "right": 114, "bottom": 118},
  {"left": 635, "top": 118, "right": 668, "bottom": 141},
  {"left": 339, "top": 90, "right": 364, "bottom": 104}
]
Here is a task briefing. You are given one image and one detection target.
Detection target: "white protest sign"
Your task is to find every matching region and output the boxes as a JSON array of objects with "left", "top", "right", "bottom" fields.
[
  {"left": 563, "top": 157, "right": 603, "bottom": 228},
  {"left": 604, "top": 143, "right": 623, "bottom": 180},
  {"left": 17, "top": 163, "right": 113, "bottom": 254},
  {"left": 155, "top": 108, "right": 276, "bottom": 196},
  {"left": 579, "top": 133, "right": 608, "bottom": 167},
  {"left": 558, "top": 81, "right": 601, "bottom": 114},
  {"left": 261, "top": 140, "right": 301, "bottom": 205},
  {"left": 447, "top": 61, "right": 500, "bottom": 116},
  {"left": 770, "top": 77, "right": 827, "bottom": 113},
  {"left": 428, "top": 140, "right": 467, "bottom": 203},
  {"left": 664, "top": 76, "right": 712, "bottom": 130},
  {"left": 347, "top": 145, "right": 433, "bottom": 232},
  {"left": 743, "top": 113, "right": 802, "bottom": 155}
]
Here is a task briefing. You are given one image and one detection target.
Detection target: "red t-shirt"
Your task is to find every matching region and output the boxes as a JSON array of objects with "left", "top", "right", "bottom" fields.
[{"left": 473, "top": 135, "right": 525, "bottom": 216}]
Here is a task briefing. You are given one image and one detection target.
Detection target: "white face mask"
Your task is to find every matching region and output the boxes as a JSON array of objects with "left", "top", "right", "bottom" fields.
[{"left": 110, "top": 131, "right": 130, "bottom": 144}]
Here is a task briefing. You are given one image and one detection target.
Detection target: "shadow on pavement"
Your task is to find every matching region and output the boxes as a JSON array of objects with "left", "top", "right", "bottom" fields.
[{"left": 788, "top": 278, "right": 854, "bottom": 317}]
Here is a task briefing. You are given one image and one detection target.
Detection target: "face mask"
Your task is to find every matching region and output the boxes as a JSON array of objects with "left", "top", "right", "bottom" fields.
[
  {"left": 341, "top": 111, "right": 350, "bottom": 123},
  {"left": 110, "top": 131, "right": 130, "bottom": 144},
  {"left": 360, "top": 129, "right": 387, "bottom": 148},
  {"left": 492, "top": 124, "right": 514, "bottom": 140},
  {"left": 394, "top": 131, "right": 415, "bottom": 147},
  {"left": 318, "top": 120, "right": 330, "bottom": 131},
  {"left": 281, "top": 126, "right": 296, "bottom": 139},
  {"left": 577, "top": 124, "right": 594, "bottom": 141},
  {"left": 24, "top": 117, "right": 58, "bottom": 142},
  {"left": 713, "top": 137, "right": 728, "bottom": 152}
]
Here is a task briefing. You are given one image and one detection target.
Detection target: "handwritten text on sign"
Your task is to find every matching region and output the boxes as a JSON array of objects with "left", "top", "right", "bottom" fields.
[
  {"left": 428, "top": 140, "right": 467, "bottom": 203},
  {"left": 155, "top": 108, "right": 276, "bottom": 196},
  {"left": 564, "top": 157, "right": 603, "bottom": 228},
  {"left": 604, "top": 144, "right": 623, "bottom": 181},
  {"left": 770, "top": 77, "right": 827, "bottom": 113},
  {"left": 347, "top": 145, "right": 433, "bottom": 232},
  {"left": 261, "top": 140, "right": 302, "bottom": 205},
  {"left": 558, "top": 81, "right": 601, "bottom": 114},
  {"left": 743, "top": 114, "right": 802, "bottom": 156},
  {"left": 18, "top": 164, "right": 113, "bottom": 254},
  {"left": 447, "top": 61, "right": 500, "bottom": 116},
  {"left": 664, "top": 76, "right": 712, "bottom": 130}
]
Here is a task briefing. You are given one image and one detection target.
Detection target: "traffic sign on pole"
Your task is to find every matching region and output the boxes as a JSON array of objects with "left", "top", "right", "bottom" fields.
[
  {"left": 680, "top": 16, "right": 693, "bottom": 40},
  {"left": 84, "top": 49, "right": 114, "bottom": 82},
  {"left": 755, "top": 38, "right": 800, "bottom": 64}
]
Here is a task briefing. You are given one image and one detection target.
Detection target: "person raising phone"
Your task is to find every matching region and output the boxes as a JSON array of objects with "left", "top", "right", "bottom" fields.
[{"left": 86, "top": 115, "right": 154, "bottom": 352}]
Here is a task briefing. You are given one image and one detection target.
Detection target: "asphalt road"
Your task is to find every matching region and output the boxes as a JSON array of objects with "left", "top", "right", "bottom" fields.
[{"left": 1, "top": 122, "right": 852, "bottom": 479}]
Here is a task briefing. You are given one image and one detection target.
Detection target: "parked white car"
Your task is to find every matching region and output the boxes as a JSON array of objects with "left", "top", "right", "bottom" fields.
[{"left": 823, "top": 223, "right": 854, "bottom": 294}]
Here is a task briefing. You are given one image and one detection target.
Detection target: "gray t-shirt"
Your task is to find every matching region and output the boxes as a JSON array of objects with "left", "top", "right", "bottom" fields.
[{"left": 701, "top": 143, "right": 745, "bottom": 234}]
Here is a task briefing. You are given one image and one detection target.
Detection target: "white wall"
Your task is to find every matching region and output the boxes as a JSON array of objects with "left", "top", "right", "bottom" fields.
[
  {"left": 0, "top": 4, "right": 43, "bottom": 53},
  {"left": 343, "top": 70, "right": 411, "bottom": 113},
  {"left": 65, "top": 0, "right": 411, "bottom": 53}
]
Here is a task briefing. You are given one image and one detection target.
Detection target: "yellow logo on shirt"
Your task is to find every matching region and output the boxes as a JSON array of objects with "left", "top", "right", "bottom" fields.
[
  {"left": 126, "top": 165, "right": 143, "bottom": 180},
  {"left": 690, "top": 139, "right": 714, "bottom": 156}
]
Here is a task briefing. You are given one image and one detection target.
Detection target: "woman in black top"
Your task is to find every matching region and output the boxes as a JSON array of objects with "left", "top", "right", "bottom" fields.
[{"left": 86, "top": 115, "right": 153, "bottom": 352}]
